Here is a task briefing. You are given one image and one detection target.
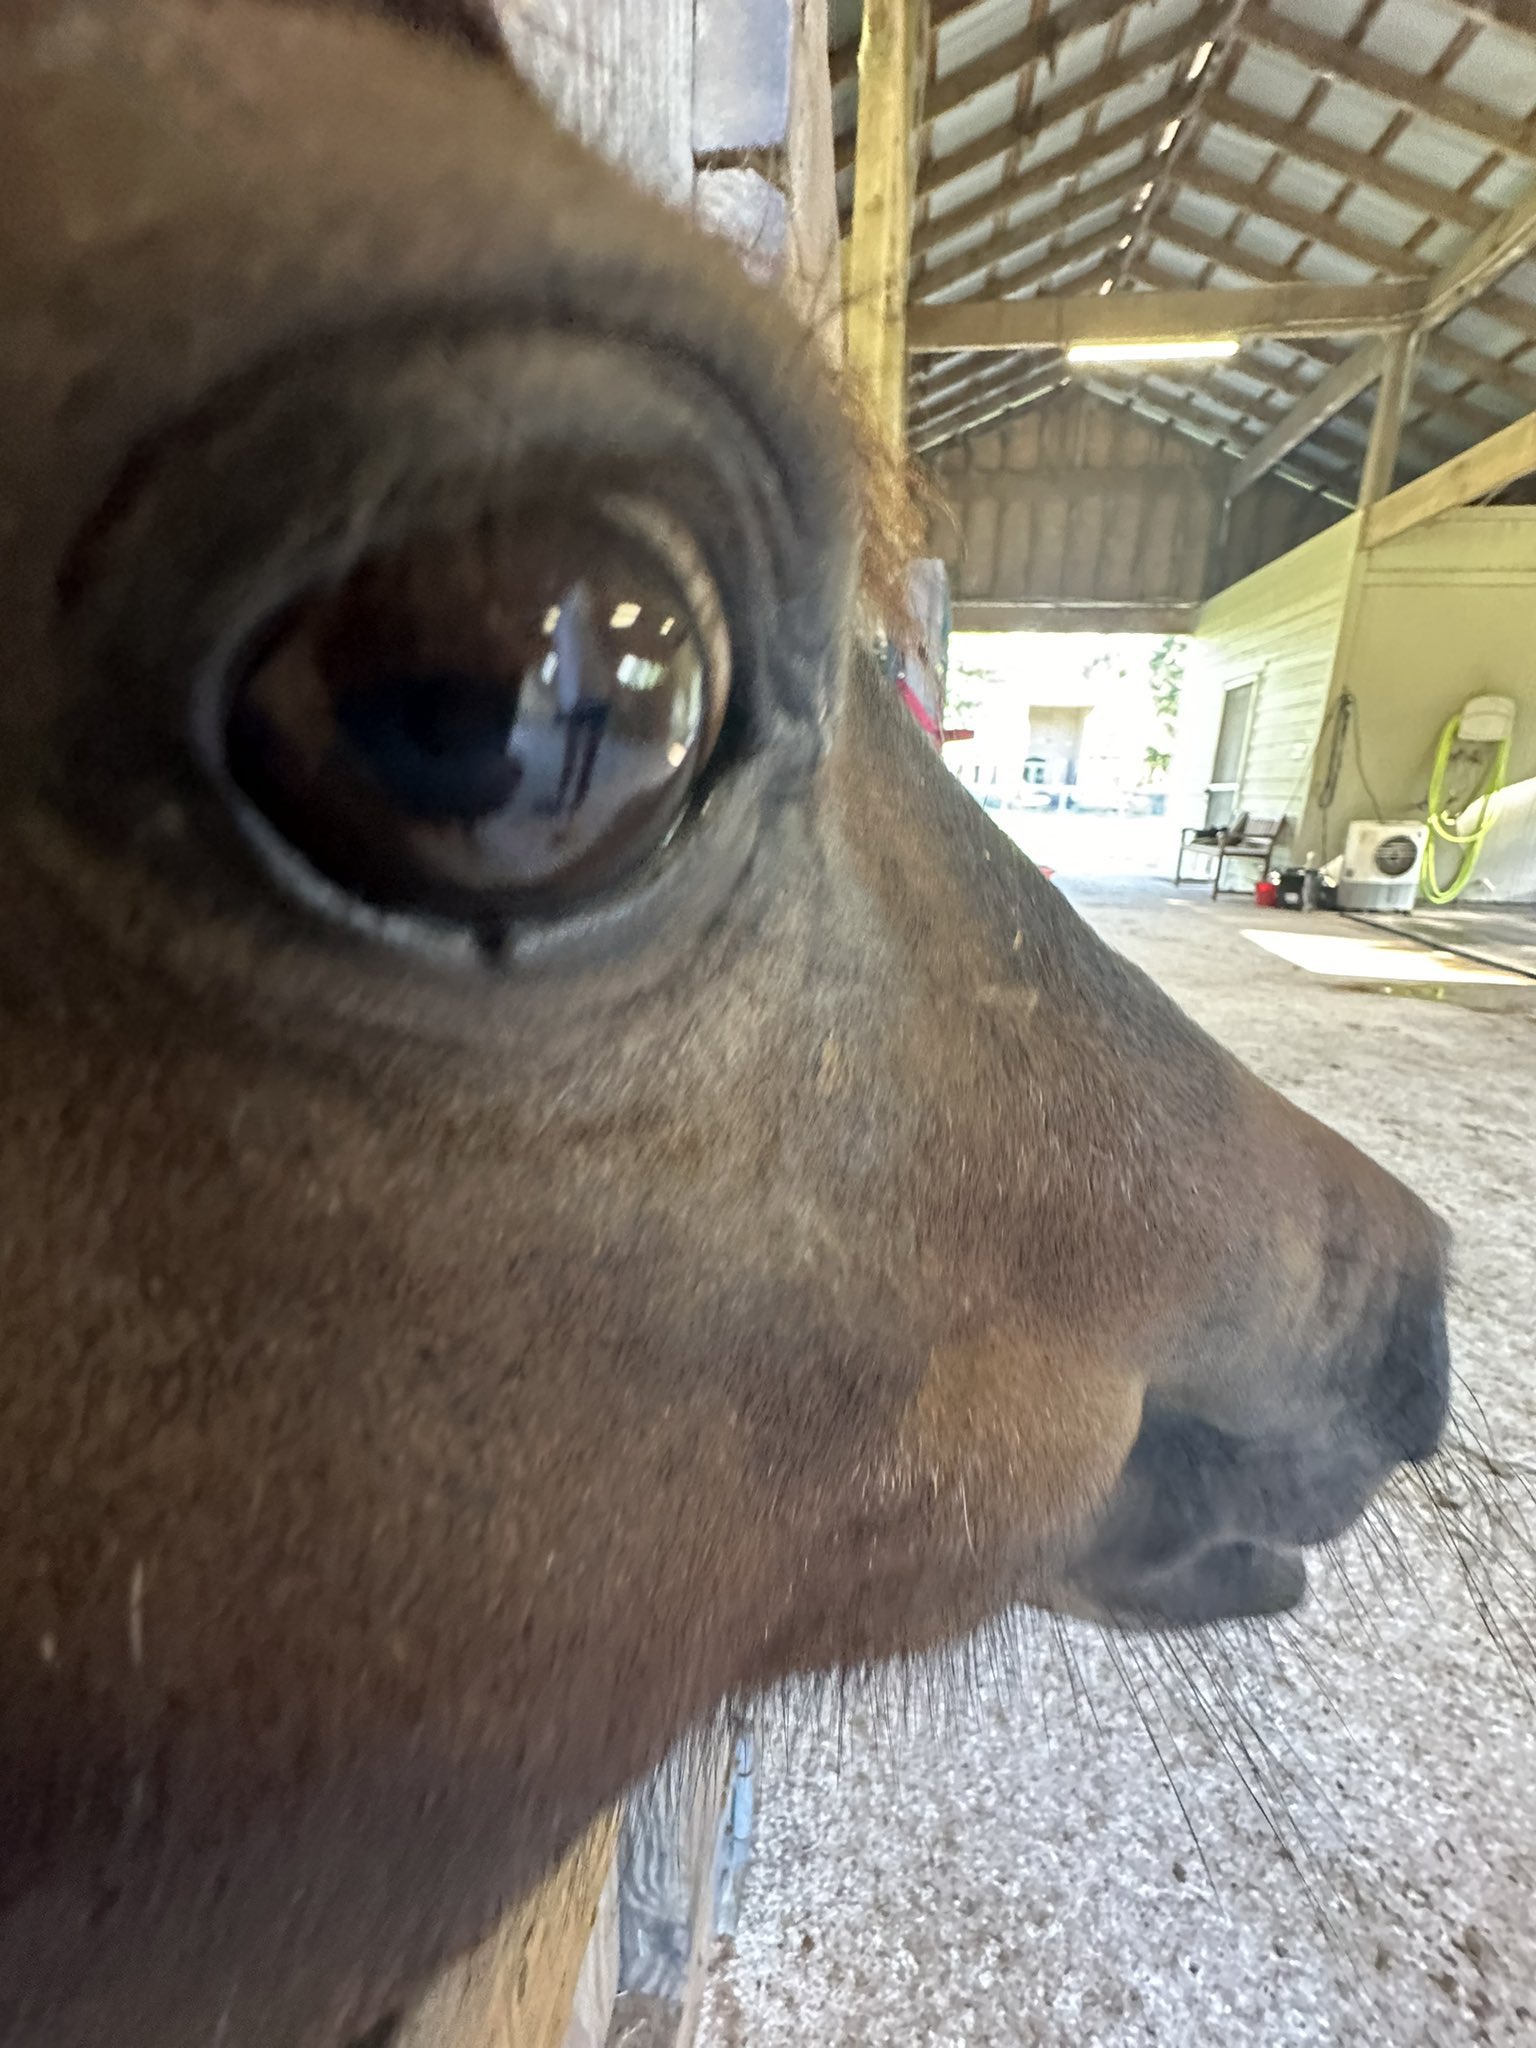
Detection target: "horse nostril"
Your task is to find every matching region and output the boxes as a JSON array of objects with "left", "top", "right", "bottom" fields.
[{"left": 1369, "top": 1273, "right": 1452, "bottom": 1466}]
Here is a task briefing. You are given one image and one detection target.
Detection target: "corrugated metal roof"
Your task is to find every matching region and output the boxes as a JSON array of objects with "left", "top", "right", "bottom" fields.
[{"left": 833, "top": 0, "right": 1536, "bottom": 483}]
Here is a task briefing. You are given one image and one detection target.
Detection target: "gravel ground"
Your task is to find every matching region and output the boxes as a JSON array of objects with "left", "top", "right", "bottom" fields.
[{"left": 699, "top": 871, "right": 1536, "bottom": 2048}]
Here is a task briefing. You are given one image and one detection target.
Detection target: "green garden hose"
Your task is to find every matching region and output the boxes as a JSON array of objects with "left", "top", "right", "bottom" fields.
[{"left": 1419, "top": 711, "right": 1512, "bottom": 906}]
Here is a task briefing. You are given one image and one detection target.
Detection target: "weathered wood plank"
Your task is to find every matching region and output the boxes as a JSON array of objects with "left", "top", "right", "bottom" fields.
[
  {"left": 391, "top": 1809, "right": 620, "bottom": 2048},
  {"left": 845, "top": 0, "right": 924, "bottom": 444},
  {"left": 1364, "top": 410, "right": 1536, "bottom": 549},
  {"left": 907, "top": 282, "right": 1429, "bottom": 354}
]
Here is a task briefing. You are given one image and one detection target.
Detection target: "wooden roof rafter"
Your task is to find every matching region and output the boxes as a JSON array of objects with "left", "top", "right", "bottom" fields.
[
  {"left": 911, "top": 1, "right": 1233, "bottom": 213},
  {"left": 1451, "top": 1, "right": 1536, "bottom": 38},
  {"left": 835, "top": 0, "right": 1136, "bottom": 175},
  {"left": 1104, "top": 0, "right": 1255, "bottom": 296},
  {"left": 910, "top": 94, "right": 1194, "bottom": 266},
  {"left": 913, "top": 165, "right": 1150, "bottom": 303},
  {"left": 1075, "top": 374, "right": 1353, "bottom": 495},
  {"left": 1241, "top": 3, "right": 1536, "bottom": 159},
  {"left": 1200, "top": 90, "right": 1498, "bottom": 231},
  {"left": 911, "top": 363, "right": 1070, "bottom": 450},
  {"left": 830, "top": 0, "right": 1536, "bottom": 496},
  {"left": 1149, "top": 219, "right": 1508, "bottom": 449}
]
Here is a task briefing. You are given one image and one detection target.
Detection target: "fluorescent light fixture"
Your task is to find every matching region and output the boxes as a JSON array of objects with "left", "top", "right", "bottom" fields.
[
  {"left": 1157, "top": 117, "right": 1182, "bottom": 153},
  {"left": 1139, "top": 181, "right": 1155, "bottom": 202},
  {"left": 1186, "top": 39, "right": 1215, "bottom": 81},
  {"left": 1118, "top": 234, "right": 1133, "bottom": 249},
  {"left": 1066, "top": 338, "right": 1241, "bottom": 365},
  {"left": 1099, "top": 278, "right": 1115, "bottom": 295},
  {"left": 609, "top": 601, "right": 641, "bottom": 629}
]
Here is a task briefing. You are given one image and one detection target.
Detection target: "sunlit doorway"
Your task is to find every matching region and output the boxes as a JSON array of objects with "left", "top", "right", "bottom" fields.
[{"left": 943, "top": 632, "right": 1190, "bottom": 880}]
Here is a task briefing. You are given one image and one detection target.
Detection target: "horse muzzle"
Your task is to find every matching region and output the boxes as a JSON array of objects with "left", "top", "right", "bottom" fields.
[{"left": 1069, "top": 1267, "right": 1451, "bottom": 1628}]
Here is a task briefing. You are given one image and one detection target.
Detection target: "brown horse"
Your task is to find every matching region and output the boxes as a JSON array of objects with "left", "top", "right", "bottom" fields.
[{"left": 0, "top": 3, "right": 1450, "bottom": 2043}]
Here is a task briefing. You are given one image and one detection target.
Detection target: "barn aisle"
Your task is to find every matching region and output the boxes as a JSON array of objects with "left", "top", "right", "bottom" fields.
[{"left": 699, "top": 876, "right": 1536, "bottom": 2048}]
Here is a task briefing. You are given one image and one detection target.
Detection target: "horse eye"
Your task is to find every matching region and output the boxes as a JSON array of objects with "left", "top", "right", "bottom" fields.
[{"left": 222, "top": 503, "right": 729, "bottom": 927}]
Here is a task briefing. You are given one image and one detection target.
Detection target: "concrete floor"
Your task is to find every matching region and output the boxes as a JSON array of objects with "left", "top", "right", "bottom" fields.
[{"left": 698, "top": 867, "right": 1536, "bottom": 2048}]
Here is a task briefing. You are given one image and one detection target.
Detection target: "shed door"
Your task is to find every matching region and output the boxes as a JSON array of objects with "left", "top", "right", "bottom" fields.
[{"left": 1206, "top": 680, "right": 1256, "bottom": 828}]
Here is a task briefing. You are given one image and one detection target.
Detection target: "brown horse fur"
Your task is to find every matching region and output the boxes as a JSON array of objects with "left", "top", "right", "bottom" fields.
[{"left": 0, "top": 4, "right": 1449, "bottom": 2044}]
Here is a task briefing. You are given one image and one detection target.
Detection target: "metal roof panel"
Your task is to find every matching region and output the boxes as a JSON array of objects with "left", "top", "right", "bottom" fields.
[
  {"left": 1227, "top": 42, "right": 1316, "bottom": 122},
  {"left": 1238, "top": 217, "right": 1307, "bottom": 270},
  {"left": 1446, "top": 304, "right": 1536, "bottom": 357},
  {"left": 1266, "top": 157, "right": 1350, "bottom": 217},
  {"left": 1442, "top": 29, "right": 1536, "bottom": 121},
  {"left": 1359, "top": 0, "right": 1463, "bottom": 80},
  {"left": 1332, "top": 186, "right": 1431, "bottom": 250},
  {"left": 1386, "top": 121, "right": 1502, "bottom": 191},
  {"left": 1269, "top": 0, "right": 1372, "bottom": 37},
  {"left": 1470, "top": 160, "right": 1536, "bottom": 210},
  {"left": 1146, "top": 236, "right": 1208, "bottom": 281},
  {"left": 1098, "top": 68, "right": 1177, "bottom": 129},
  {"left": 1305, "top": 84, "right": 1397, "bottom": 153},
  {"left": 1197, "top": 120, "right": 1282, "bottom": 183}
]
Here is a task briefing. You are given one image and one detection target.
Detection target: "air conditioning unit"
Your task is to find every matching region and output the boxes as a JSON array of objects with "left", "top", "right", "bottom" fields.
[{"left": 1338, "top": 819, "right": 1429, "bottom": 912}]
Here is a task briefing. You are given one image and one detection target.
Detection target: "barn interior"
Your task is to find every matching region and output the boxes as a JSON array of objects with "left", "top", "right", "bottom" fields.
[
  {"left": 466, "top": 4, "right": 1535, "bottom": 2045},
  {"left": 696, "top": 10, "right": 1536, "bottom": 2048}
]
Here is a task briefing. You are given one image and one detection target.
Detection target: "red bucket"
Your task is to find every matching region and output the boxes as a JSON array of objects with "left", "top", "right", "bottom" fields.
[{"left": 1254, "top": 877, "right": 1280, "bottom": 908}]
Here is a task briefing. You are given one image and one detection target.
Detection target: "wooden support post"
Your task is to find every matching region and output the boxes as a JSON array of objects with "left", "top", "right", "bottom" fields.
[
  {"left": 1358, "top": 326, "right": 1419, "bottom": 509},
  {"left": 844, "top": 0, "right": 924, "bottom": 449}
]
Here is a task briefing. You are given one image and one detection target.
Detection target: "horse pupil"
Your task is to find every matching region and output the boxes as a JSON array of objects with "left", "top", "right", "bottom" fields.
[{"left": 335, "top": 670, "right": 522, "bottom": 824}]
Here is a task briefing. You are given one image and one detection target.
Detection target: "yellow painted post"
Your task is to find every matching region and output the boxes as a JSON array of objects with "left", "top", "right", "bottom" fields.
[{"left": 844, "top": 0, "right": 924, "bottom": 452}]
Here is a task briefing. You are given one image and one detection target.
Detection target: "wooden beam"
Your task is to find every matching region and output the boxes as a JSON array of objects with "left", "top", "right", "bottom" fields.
[
  {"left": 1145, "top": 232, "right": 1505, "bottom": 456},
  {"left": 1420, "top": 182, "right": 1536, "bottom": 331},
  {"left": 912, "top": 166, "right": 1147, "bottom": 301},
  {"left": 1084, "top": 377, "right": 1353, "bottom": 498},
  {"left": 1359, "top": 328, "right": 1421, "bottom": 506},
  {"left": 914, "top": 5, "right": 1228, "bottom": 206},
  {"left": 910, "top": 264, "right": 1123, "bottom": 414},
  {"left": 923, "top": 0, "right": 1133, "bottom": 129},
  {"left": 910, "top": 98, "right": 1179, "bottom": 261},
  {"left": 911, "top": 367, "right": 1068, "bottom": 449},
  {"left": 906, "top": 280, "right": 1429, "bottom": 352},
  {"left": 1227, "top": 340, "right": 1387, "bottom": 496},
  {"left": 1202, "top": 92, "right": 1497, "bottom": 233},
  {"left": 845, "top": 0, "right": 923, "bottom": 449},
  {"left": 1182, "top": 162, "right": 1432, "bottom": 280},
  {"left": 830, "top": 0, "right": 973, "bottom": 93},
  {"left": 1243, "top": 5, "right": 1536, "bottom": 159},
  {"left": 910, "top": 344, "right": 1064, "bottom": 423},
  {"left": 834, "top": 0, "right": 1133, "bottom": 164},
  {"left": 1448, "top": 1, "right": 1536, "bottom": 37},
  {"left": 1213, "top": 163, "right": 1536, "bottom": 496},
  {"left": 950, "top": 601, "right": 1203, "bottom": 632},
  {"left": 1364, "top": 409, "right": 1536, "bottom": 546},
  {"left": 1426, "top": 332, "right": 1536, "bottom": 413},
  {"left": 1108, "top": 0, "right": 1253, "bottom": 292}
]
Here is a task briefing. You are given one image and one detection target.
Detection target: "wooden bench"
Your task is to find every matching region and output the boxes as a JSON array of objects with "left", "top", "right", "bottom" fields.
[{"left": 1175, "top": 814, "right": 1289, "bottom": 900}]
